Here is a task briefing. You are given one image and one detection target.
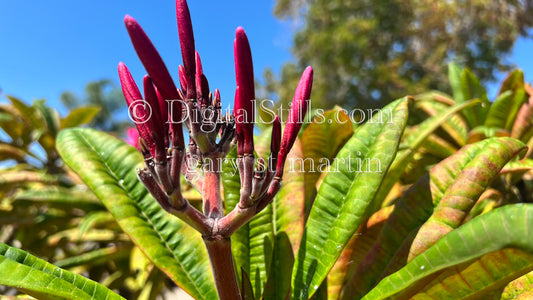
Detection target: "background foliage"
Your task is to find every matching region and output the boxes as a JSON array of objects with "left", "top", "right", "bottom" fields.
[{"left": 263, "top": 0, "right": 533, "bottom": 109}]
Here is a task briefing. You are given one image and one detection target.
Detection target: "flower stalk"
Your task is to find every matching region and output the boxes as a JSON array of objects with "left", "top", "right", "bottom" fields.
[{"left": 119, "top": 0, "right": 312, "bottom": 298}]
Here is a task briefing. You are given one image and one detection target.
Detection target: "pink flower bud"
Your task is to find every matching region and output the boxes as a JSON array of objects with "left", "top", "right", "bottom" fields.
[
  {"left": 214, "top": 88, "right": 221, "bottom": 107},
  {"left": 126, "top": 128, "right": 140, "bottom": 149}
]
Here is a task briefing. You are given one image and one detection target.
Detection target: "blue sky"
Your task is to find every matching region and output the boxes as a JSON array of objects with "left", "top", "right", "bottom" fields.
[
  {"left": 1, "top": 1, "right": 533, "bottom": 117},
  {"left": 0, "top": 1, "right": 293, "bottom": 115}
]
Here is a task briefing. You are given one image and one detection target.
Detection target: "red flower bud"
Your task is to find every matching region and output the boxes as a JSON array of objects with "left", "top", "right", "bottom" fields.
[
  {"left": 154, "top": 84, "right": 169, "bottom": 149},
  {"left": 143, "top": 75, "right": 166, "bottom": 161},
  {"left": 178, "top": 64, "right": 187, "bottom": 94},
  {"left": 176, "top": 0, "right": 196, "bottom": 99},
  {"left": 118, "top": 62, "right": 156, "bottom": 157},
  {"left": 234, "top": 27, "right": 255, "bottom": 155},
  {"left": 271, "top": 115, "right": 281, "bottom": 155},
  {"left": 214, "top": 88, "right": 221, "bottom": 107},
  {"left": 276, "top": 66, "right": 313, "bottom": 177},
  {"left": 195, "top": 51, "right": 210, "bottom": 106},
  {"left": 124, "top": 15, "right": 181, "bottom": 102}
]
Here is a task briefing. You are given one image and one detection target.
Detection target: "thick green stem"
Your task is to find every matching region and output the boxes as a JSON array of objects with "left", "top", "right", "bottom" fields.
[{"left": 204, "top": 236, "right": 241, "bottom": 300}]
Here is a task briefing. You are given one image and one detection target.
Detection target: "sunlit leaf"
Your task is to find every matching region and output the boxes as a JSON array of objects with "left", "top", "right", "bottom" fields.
[
  {"left": 61, "top": 106, "right": 101, "bottom": 129},
  {"left": 343, "top": 137, "right": 526, "bottom": 298},
  {"left": 363, "top": 204, "right": 533, "bottom": 300},
  {"left": 0, "top": 242, "right": 124, "bottom": 300},
  {"left": 291, "top": 98, "right": 409, "bottom": 299},
  {"left": 57, "top": 128, "right": 217, "bottom": 299},
  {"left": 373, "top": 99, "right": 480, "bottom": 211},
  {"left": 301, "top": 108, "right": 354, "bottom": 214},
  {"left": 55, "top": 245, "right": 132, "bottom": 269}
]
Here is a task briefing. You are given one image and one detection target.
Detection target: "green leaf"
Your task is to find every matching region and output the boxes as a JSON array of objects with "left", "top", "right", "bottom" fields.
[
  {"left": 0, "top": 104, "right": 33, "bottom": 145},
  {"left": 61, "top": 106, "right": 101, "bottom": 129},
  {"left": 414, "top": 99, "right": 468, "bottom": 146},
  {"left": 373, "top": 99, "right": 481, "bottom": 211},
  {"left": 301, "top": 108, "right": 354, "bottom": 214},
  {"left": 498, "top": 69, "right": 525, "bottom": 95},
  {"left": 502, "top": 271, "right": 533, "bottom": 299},
  {"left": 240, "top": 268, "right": 255, "bottom": 300},
  {"left": 343, "top": 137, "right": 526, "bottom": 298},
  {"left": 0, "top": 170, "right": 57, "bottom": 185},
  {"left": 448, "top": 63, "right": 464, "bottom": 103},
  {"left": 262, "top": 140, "right": 305, "bottom": 300},
  {"left": 34, "top": 99, "right": 60, "bottom": 137},
  {"left": 485, "top": 88, "right": 527, "bottom": 131},
  {"left": 467, "top": 125, "right": 510, "bottom": 143},
  {"left": 221, "top": 147, "right": 253, "bottom": 291},
  {"left": 56, "top": 128, "right": 217, "bottom": 299},
  {"left": 291, "top": 98, "right": 409, "bottom": 299},
  {"left": 224, "top": 135, "right": 304, "bottom": 299},
  {"left": 55, "top": 245, "right": 132, "bottom": 269},
  {"left": 0, "top": 143, "right": 29, "bottom": 162},
  {"left": 79, "top": 211, "right": 116, "bottom": 236},
  {"left": 263, "top": 232, "right": 294, "bottom": 300},
  {"left": 511, "top": 97, "right": 533, "bottom": 142},
  {"left": 408, "top": 137, "right": 526, "bottom": 260},
  {"left": 363, "top": 203, "right": 533, "bottom": 300},
  {"left": 0, "top": 242, "right": 124, "bottom": 300},
  {"left": 246, "top": 206, "right": 274, "bottom": 299},
  {"left": 460, "top": 68, "right": 490, "bottom": 126},
  {"left": 274, "top": 139, "right": 306, "bottom": 252},
  {"left": 329, "top": 206, "right": 393, "bottom": 299},
  {"left": 14, "top": 187, "right": 103, "bottom": 211},
  {"left": 7, "top": 96, "right": 43, "bottom": 132},
  {"left": 500, "top": 158, "right": 533, "bottom": 175}
]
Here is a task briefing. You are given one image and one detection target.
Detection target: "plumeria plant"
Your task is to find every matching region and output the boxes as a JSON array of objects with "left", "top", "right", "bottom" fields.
[
  {"left": 2, "top": 0, "right": 533, "bottom": 299},
  {"left": 116, "top": 0, "right": 312, "bottom": 297}
]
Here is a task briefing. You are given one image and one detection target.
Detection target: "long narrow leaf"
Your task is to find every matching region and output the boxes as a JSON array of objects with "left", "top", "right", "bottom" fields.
[
  {"left": 291, "top": 98, "right": 409, "bottom": 299},
  {"left": 0, "top": 242, "right": 124, "bottom": 300},
  {"left": 363, "top": 203, "right": 533, "bottom": 299},
  {"left": 343, "top": 137, "right": 526, "bottom": 298},
  {"left": 57, "top": 128, "right": 217, "bottom": 299}
]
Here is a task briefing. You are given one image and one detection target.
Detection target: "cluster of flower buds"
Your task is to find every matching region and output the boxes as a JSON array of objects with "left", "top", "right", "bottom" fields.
[{"left": 118, "top": 0, "right": 313, "bottom": 237}]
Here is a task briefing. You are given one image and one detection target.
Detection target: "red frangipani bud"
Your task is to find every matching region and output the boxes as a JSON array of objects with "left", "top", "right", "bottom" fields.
[
  {"left": 124, "top": 15, "right": 184, "bottom": 149},
  {"left": 154, "top": 85, "right": 169, "bottom": 149},
  {"left": 124, "top": 15, "right": 181, "bottom": 102},
  {"left": 214, "top": 88, "right": 221, "bottom": 107},
  {"left": 195, "top": 52, "right": 210, "bottom": 106},
  {"left": 143, "top": 75, "right": 166, "bottom": 161},
  {"left": 176, "top": 0, "right": 196, "bottom": 99},
  {"left": 271, "top": 116, "right": 281, "bottom": 154},
  {"left": 118, "top": 62, "right": 156, "bottom": 157},
  {"left": 195, "top": 51, "right": 203, "bottom": 100},
  {"left": 234, "top": 27, "right": 255, "bottom": 155},
  {"left": 276, "top": 66, "right": 313, "bottom": 177},
  {"left": 178, "top": 64, "right": 187, "bottom": 94},
  {"left": 234, "top": 86, "right": 244, "bottom": 156}
]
